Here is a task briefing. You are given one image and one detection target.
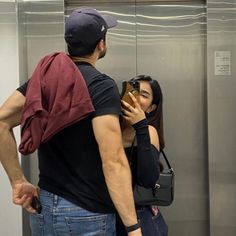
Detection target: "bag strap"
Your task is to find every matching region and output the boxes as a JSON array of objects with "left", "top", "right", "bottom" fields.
[{"left": 160, "top": 149, "right": 173, "bottom": 171}]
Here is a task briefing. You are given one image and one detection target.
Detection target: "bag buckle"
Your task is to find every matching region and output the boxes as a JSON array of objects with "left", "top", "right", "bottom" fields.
[{"left": 155, "top": 183, "right": 161, "bottom": 189}]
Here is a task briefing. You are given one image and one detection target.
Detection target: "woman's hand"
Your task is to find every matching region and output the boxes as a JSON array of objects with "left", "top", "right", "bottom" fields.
[{"left": 121, "top": 92, "right": 146, "bottom": 125}]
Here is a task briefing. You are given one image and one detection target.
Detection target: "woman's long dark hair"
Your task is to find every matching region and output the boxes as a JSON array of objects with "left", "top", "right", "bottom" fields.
[{"left": 130, "top": 75, "right": 165, "bottom": 149}]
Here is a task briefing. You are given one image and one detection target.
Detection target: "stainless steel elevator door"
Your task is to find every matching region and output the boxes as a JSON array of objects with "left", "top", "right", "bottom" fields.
[
  {"left": 65, "top": 1, "right": 208, "bottom": 236},
  {"left": 136, "top": 3, "right": 208, "bottom": 236}
]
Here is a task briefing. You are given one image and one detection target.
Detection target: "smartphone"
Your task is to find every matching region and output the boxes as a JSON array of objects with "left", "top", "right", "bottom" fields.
[
  {"left": 31, "top": 196, "right": 42, "bottom": 214},
  {"left": 120, "top": 81, "right": 140, "bottom": 107}
]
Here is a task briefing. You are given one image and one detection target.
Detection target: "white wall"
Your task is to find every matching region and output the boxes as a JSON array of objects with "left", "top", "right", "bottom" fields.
[{"left": 0, "top": 1, "right": 22, "bottom": 236}]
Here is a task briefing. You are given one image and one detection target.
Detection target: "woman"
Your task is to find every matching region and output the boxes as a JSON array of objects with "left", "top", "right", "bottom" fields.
[{"left": 117, "top": 75, "right": 168, "bottom": 236}]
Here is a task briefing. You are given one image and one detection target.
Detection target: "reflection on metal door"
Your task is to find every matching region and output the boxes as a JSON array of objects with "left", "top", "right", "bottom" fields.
[
  {"left": 136, "top": 3, "right": 208, "bottom": 236},
  {"left": 23, "top": 1, "right": 208, "bottom": 235},
  {"left": 67, "top": 2, "right": 208, "bottom": 234}
]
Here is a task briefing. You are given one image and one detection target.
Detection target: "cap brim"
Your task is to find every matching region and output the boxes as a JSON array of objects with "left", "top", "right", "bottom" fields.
[{"left": 102, "top": 15, "right": 118, "bottom": 28}]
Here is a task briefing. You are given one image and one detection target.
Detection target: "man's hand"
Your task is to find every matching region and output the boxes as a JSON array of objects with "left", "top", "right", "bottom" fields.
[
  {"left": 0, "top": 91, "right": 38, "bottom": 213},
  {"left": 12, "top": 181, "right": 39, "bottom": 213}
]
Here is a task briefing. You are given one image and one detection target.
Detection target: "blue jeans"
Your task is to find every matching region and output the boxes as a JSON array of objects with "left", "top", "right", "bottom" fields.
[
  {"left": 137, "top": 206, "right": 168, "bottom": 236},
  {"left": 30, "top": 189, "right": 116, "bottom": 236}
]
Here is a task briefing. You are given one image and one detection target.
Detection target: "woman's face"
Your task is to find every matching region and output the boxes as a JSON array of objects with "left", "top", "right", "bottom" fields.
[{"left": 139, "top": 81, "right": 154, "bottom": 113}]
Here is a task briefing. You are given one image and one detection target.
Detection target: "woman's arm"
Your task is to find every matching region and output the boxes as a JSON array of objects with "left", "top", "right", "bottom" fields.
[
  {"left": 122, "top": 92, "right": 160, "bottom": 188},
  {"left": 133, "top": 120, "right": 160, "bottom": 188}
]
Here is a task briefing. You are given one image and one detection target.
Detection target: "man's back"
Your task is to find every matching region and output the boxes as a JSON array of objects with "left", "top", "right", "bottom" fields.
[{"left": 18, "top": 62, "right": 122, "bottom": 213}]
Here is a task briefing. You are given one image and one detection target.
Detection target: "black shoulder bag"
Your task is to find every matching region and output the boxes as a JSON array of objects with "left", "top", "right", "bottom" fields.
[{"left": 130, "top": 143, "right": 174, "bottom": 206}]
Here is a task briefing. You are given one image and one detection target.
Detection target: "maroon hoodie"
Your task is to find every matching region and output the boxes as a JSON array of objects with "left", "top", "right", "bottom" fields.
[{"left": 19, "top": 52, "right": 95, "bottom": 155}]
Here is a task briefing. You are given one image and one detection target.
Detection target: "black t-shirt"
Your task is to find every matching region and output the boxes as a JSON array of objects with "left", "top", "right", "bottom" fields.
[{"left": 17, "top": 62, "right": 122, "bottom": 213}]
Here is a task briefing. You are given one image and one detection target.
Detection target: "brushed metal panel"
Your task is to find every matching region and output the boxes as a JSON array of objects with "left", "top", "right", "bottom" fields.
[
  {"left": 24, "top": 1, "right": 65, "bottom": 75},
  {"left": 65, "top": 0, "right": 205, "bottom": 7},
  {"left": 136, "top": 3, "right": 208, "bottom": 236},
  {"left": 207, "top": 1, "right": 236, "bottom": 235}
]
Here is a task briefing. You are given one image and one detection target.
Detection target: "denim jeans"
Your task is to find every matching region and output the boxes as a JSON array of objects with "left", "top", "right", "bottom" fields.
[
  {"left": 30, "top": 189, "right": 116, "bottom": 236},
  {"left": 137, "top": 206, "right": 168, "bottom": 236}
]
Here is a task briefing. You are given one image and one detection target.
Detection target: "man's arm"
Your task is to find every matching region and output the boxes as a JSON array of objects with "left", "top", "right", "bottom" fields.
[
  {"left": 0, "top": 91, "right": 37, "bottom": 213},
  {"left": 92, "top": 114, "right": 141, "bottom": 235}
]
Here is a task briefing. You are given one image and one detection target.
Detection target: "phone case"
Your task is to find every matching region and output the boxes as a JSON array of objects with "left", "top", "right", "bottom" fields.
[
  {"left": 31, "top": 196, "right": 42, "bottom": 214},
  {"left": 120, "top": 81, "right": 140, "bottom": 107}
]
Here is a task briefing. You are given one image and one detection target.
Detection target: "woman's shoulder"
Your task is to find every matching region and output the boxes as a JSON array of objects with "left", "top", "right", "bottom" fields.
[
  {"left": 148, "top": 125, "right": 160, "bottom": 151},
  {"left": 148, "top": 125, "right": 158, "bottom": 138}
]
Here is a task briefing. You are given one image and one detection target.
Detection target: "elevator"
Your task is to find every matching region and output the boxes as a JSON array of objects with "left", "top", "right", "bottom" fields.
[{"left": 1, "top": 0, "right": 235, "bottom": 235}]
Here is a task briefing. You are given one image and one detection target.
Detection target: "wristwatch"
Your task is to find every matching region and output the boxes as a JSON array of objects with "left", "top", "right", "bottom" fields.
[{"left": 126, "top": 220, "right": 141, "bottom": 233}]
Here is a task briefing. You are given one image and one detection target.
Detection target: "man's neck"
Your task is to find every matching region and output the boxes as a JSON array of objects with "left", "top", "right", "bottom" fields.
[{"left": 70, "top": 55, "right": 97, "bottom": 67}]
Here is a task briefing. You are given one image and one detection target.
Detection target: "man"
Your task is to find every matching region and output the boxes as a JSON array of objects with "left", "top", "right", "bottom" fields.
[{"left": 0, "top": 8, "right": 141, "bottom": 235}]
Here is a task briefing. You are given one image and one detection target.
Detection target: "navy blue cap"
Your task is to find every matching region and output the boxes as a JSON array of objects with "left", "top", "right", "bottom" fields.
[{"left": 65, "top": 8, "right": 118, "bottom": 46}]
